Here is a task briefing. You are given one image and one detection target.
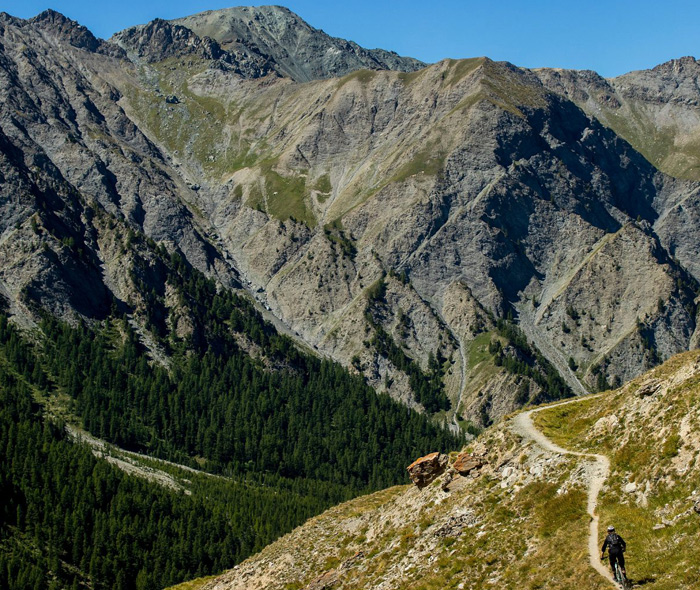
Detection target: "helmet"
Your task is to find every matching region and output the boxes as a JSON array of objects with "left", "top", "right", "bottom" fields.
[{"left": 607, "top": 525, "right": 615, "bottom": 532}]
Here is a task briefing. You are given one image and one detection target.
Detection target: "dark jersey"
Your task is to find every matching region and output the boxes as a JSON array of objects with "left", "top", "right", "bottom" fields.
[{"left": 602, "top": 532, "right": 626, "bottom": 554}]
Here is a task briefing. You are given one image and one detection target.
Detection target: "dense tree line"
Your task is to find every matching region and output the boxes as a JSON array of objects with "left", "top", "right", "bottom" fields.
[
  {"left": 39, "top": 305, "right": 458, "bottom": 490},
  {"left": 0, "top": 357, "right": 331, "bottom": 590},
  {"left": 0, "top": 297, "right": 460, "bottom": 589},
  {"left": 0, "top": 248, "right": 461, "bottom": 589},
  {"left": 37, "top": 254, "right": 460, "bottom": 489}
]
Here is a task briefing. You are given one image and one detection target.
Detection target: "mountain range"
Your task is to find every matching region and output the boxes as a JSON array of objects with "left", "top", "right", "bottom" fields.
[
  {"left": 1, "top": 6, "right": 698, "bottom": 430},
  {"left": 1, "top": 5, "right": 699, "bottom": 589}
]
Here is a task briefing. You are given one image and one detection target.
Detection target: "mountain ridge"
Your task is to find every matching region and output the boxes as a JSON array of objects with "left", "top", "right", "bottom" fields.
[
  {"left": 535, "top": 55, "right": 700, "bottom": 180},
  {"left": 0, "top": 7, "right": 699, "bottom": 428},
  {"left": 172, "top": 5, "right": 426, "bottom": 82}
]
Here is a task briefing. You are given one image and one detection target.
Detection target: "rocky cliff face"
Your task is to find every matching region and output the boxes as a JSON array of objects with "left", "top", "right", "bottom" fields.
[
  {"left": 0, "top": 11, "right": 239, "bottom": 330},
  {"left": 111, "top": 18, "right": 276, "bottom": 78},
  {"left": 173, "top": 5, "right": 425, "bottom": 82},
  {"left": 0, "top": 8, "right": 699, "bottom": 429}
]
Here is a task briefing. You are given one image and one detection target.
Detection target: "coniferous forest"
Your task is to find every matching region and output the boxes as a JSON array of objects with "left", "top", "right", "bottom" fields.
[{"left": 0, "top": 255, "right": 461, "bottom": 589}]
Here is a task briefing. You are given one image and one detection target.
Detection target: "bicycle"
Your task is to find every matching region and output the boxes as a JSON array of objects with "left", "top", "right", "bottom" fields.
[
  {"left": 601, "top": 553, "right": 629, "bottom": 589},
  {"left": 613, "top": 561, "right": 630, "bottom": 589}
]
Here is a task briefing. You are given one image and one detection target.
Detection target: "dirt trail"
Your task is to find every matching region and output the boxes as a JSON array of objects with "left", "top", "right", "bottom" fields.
[
  {"left": 511, "top": 396, "right": 615, "bottom": 585},
  {"left": 65, "top": 424, "right": 225, "bottom": 493}
]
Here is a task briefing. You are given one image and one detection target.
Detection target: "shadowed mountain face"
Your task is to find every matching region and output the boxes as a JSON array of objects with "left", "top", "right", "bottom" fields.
[
  {"left": 535, "top": 56, "right": 700, "bottom": 181},
  {"left": 0, "top": 8, "right": 699, "bottom": 427}
]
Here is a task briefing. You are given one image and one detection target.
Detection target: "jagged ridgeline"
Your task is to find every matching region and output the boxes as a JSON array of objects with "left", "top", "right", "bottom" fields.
[
  {"left": 2, "top": 7, "right": 700, "bottom": 432},
  {"left": 0, "top": 261, "right": 459, "bottom": 590}
]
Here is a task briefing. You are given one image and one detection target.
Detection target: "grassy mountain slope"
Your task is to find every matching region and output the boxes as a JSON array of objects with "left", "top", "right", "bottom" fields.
[
  {"left": 182, "top": 350, "right": 700, "bottom": 590},
  {"left": 535, "top": 350, "right": 700, "bottom": 588}
]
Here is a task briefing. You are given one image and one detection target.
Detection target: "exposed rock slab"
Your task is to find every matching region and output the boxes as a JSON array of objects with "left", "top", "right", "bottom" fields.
[
  {"left": 453, "top": 452, "right": 487, "bottom": 475},
  {"left": 407, "top": 452, "right": 448, "bottom": 488}
]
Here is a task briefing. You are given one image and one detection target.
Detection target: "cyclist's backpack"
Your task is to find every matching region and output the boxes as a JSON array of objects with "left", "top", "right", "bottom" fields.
[{"left": 609, "top": 533, "right": 625, "bottom": 552}]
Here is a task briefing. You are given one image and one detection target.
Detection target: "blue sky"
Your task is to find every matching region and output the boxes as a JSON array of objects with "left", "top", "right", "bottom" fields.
[{"left": 3, "top": 0, "right": 698, "bottom": 77}]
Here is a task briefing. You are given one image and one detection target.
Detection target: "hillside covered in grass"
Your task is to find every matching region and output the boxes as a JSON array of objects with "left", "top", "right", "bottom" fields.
[
  {"left": 535, "top": 350, "right": 700, "bottom": 589},
  {"left": 181, "top": 350, "right": 700, "bottom": 590}
]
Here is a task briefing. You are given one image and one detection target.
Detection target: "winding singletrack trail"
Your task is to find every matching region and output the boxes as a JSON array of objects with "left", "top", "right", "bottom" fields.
[{"left": 511, "top": 396, "right": 616, "bottom": 586}]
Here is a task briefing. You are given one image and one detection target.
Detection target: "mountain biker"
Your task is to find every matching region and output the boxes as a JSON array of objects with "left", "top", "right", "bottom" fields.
[{"left": 601, "top": 525, "right": 627, "bottom": 580}]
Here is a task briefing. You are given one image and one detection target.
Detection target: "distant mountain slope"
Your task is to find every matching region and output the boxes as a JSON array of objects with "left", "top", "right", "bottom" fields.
[
  {"left": 0, "top": 8, "right": 698, "bottom": 430},
  {"left": 112, "top": 43, "right": 699, "bottom": 408},
  {"left": 536, "top": 56, "right": 700, "bottom": 181},
  {"left": 183, "top": 350, "right": 700, "bottom": 590},
  {"left": 3, "top": 9, "right": 699, "bottom": 590},
  {"left": 172, "top": 5, "right": 426, "bottom": 82}
]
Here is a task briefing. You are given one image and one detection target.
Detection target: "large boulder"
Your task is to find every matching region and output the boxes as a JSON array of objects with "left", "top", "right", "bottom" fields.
[
  {"left": 407, "top": 452, "right": 448, "bottom": 488},
  {"left": 636, "top": 379, "right": 662, "bottom": 398},
  {"left": 453, "top": 452, "right": 487, "bottom": 476}
]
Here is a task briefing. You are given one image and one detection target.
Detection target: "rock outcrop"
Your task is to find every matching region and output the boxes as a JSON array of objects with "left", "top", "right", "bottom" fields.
[
  {"left": 453, "top": 451, "right": 487, "bottom": 475},
  {"left": 407, "top": 452, "right": 448, "bottom": 487},
  {"left": 111, "top": 18, "right": 276, "bottom": 78},
  {"left": 29, "top": 9, "right": 125, "bottom": 58},
  {"left": 112, "top": 18, "right": 226, "bottom": 63}
]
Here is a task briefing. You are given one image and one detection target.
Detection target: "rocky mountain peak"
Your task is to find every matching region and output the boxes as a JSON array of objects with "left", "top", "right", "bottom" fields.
[
  {"left": 111, "top": 18, "right": 224, "bottom": 63},
  {"left": 650, "top": 55, "right": 700, "bottom": 76},
  {"left": 0, "top": 12, "right": 19, "bottom": 25},
  {"left": 28, "top": 9, "right": 125, "bottom": 58},
  {"left": 111, "top": 17, "right": 277, "bottom": 78},
  {"left": 616, "top": 55, "right": 700, "bottom": 106},
  {"left": 2, "top": 5, "right": 700, "bottom": 433},
  {"left": 535, "top": 54, "right": 700, "bottom": 179},
  {"left": 173, "top": 5, "right": 426, "bottom": 81},
  {"left": 2, "top": 8, "right": 700, "bottom": 588}
]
